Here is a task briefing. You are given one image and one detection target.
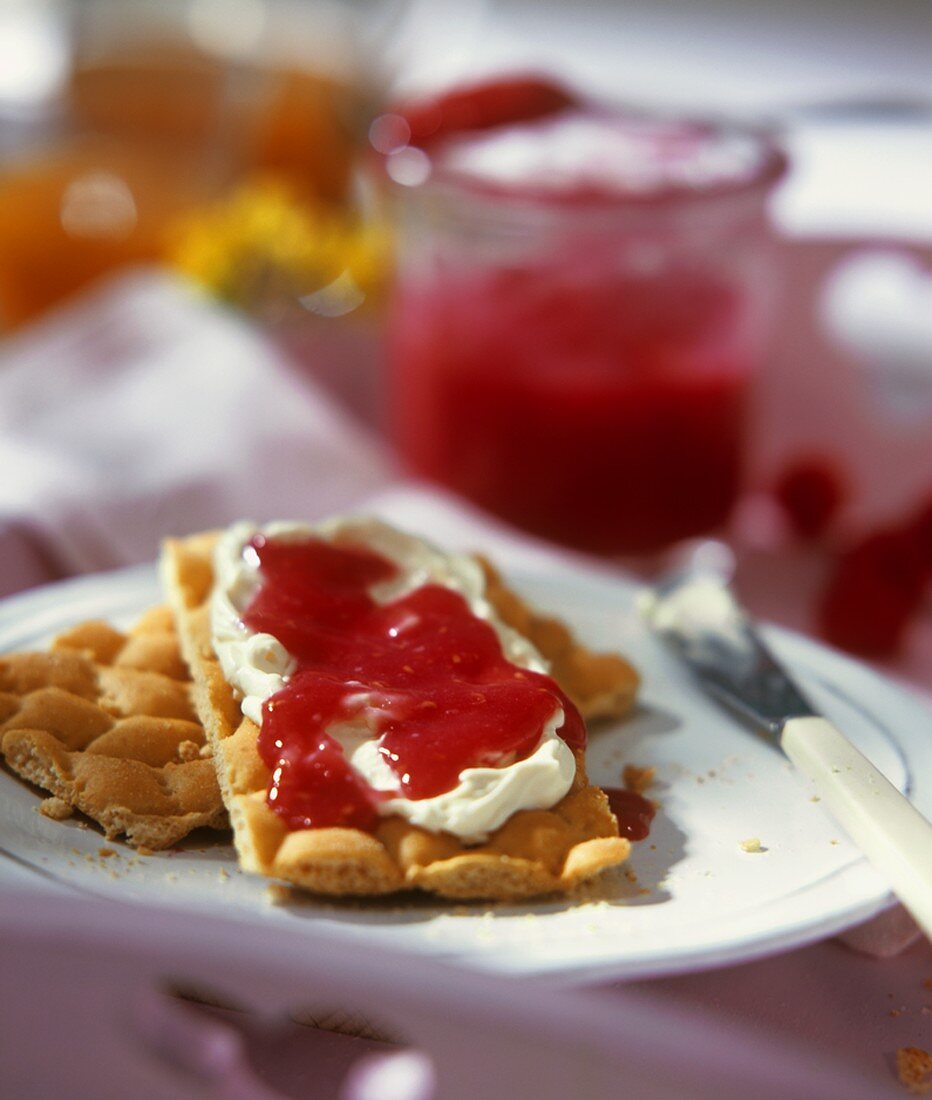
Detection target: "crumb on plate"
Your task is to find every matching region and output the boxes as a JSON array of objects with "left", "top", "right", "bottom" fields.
[
  {"left": 265, "top": 883, "right": 293, "bottom": 906},
  {"left": 897, "top": 1047, "right": 932, "bottom": 1094},
  {"left": 623, "top": 764, "right": 656, "bottom": 794},
  {"left": 38, "top": 797, "right": 72, "bottom": 821}
]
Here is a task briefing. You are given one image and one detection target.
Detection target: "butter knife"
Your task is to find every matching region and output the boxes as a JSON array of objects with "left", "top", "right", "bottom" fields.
[{"left": 643, "top": 569, "right": 932, "bottom": 941}]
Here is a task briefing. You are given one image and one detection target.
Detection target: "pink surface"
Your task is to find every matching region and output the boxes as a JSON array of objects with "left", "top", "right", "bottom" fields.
[{"left": 0, "top": 891, "right": 913, "bottom": 1100}]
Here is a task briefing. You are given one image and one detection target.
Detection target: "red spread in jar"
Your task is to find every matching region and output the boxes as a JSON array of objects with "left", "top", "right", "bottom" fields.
[{"left": 243, "top": 534, "right": 585, "bottom": 832}]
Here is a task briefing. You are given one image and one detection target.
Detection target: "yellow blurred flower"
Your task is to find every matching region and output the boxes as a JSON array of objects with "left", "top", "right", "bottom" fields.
[{"left": 167, "top": 177, "right": 392, "bottom": 312}]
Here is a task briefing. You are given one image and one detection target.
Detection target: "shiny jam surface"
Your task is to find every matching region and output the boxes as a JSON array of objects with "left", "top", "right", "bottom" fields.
[
  {"left": 244, "top": 534, "right": 585, "bottom": 831},
  {"left": 603, "top": 787, "right": 656, "bottom": 841}
]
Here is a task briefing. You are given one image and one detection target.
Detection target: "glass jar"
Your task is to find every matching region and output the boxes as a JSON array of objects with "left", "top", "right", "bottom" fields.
[{"left": 386, "top": 97, "right": 787, "bottom": 555}]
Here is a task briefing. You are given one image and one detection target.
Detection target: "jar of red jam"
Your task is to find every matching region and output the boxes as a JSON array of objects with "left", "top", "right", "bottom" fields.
[{"left": 382, "top": 79, "right": 787, "bottom": 555}]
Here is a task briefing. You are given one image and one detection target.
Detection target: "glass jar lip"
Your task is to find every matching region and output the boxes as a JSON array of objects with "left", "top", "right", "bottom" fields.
[{"left": 388, "top": 107, "right": 789, "bottom": 214}]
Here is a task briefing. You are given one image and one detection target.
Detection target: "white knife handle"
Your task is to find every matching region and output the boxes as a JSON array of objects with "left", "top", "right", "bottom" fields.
[{"left": 781, "top": 716, "right": 932, "bottom": 941}]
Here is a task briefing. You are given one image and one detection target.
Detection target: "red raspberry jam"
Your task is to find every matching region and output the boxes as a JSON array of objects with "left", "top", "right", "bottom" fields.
[
  {"left": 392, "top": 265, "right": 749, "bottom": 554},
  {"left": 242, "top": 534, "right": 585, "bottom": 832},
  {"left": 386, "top": 86, "right": 785, "bottom": 554},
  {"left": 603, "top": 788, "right": 657, "bottom": 841}
]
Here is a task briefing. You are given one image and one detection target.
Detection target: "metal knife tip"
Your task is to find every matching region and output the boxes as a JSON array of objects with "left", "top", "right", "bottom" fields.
[{"left": 638, "top": 540, "right": 742, "bottom": 639}]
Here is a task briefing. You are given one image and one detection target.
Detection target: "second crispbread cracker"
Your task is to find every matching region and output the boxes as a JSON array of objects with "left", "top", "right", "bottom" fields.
[
  {"left": 477, "top": 556, "right": 639, "bottom": 723},
  {"left": 0, "top": 606, "right": 227, "bottom": 849},
  {"left": 161, "top": 531, "right": 632, "bottom": 900}
]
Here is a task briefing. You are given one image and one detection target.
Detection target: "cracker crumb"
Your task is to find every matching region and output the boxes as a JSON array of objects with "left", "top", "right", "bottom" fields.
[
  {"left": 810, "top": 795, "right": 821, "bottom": 802},
  {"left": 624, "top": 869, "right": 638, "bottom": 884},
  {"left": 38, "top": 797, "right": 72, "bottom": 821},
  {"left": 176, "top": 739, "right": 201, "bottom": 763},
  {"left": 739, "top": 837, "right": 763, "bottom": 853},
  {"left": 218, "top": 868, "right": 230, "bottom": 881},
  {"left": 622, "top": 764, "right": 656, "bottom": 795},
  {"left": 896, "top": 1047, "right": 932, "bottom": 1094},
  {"left": 165, "top": 873, "right": 179, "bottom": 882},
  {"left": 265, "top": 883, "right": 292, "bottom": 906},
  {"left": 98, "top": 847, "right": 117, "bottom": 859},
  {"left": 136, "top": 846, "right": 154, "bottom": 857}
]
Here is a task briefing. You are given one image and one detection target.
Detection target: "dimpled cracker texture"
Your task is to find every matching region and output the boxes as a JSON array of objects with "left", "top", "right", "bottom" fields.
[
  {"left": 161, "top": 530, "right": 636, "bottom": 900},
  {"left": 0, "top": 606, "right": 227, "bottom": 849}
]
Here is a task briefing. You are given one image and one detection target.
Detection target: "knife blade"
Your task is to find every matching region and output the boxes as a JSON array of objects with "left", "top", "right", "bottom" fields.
[
  {"left": 643, "top": 568, "right": 932, "bottom": 941},
  {"left": 644, "top": 571, "right": 816, "bottom": 735}
]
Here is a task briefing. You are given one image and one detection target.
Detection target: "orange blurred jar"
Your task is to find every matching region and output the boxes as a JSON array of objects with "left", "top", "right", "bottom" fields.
[{"left": 0, "top": 3, "right": 366, "bottom": 328}]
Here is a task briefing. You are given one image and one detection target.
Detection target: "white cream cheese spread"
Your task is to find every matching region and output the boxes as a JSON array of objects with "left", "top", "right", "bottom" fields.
[{"left": 211, "top": 517, "right": 577, "bottom": 842}]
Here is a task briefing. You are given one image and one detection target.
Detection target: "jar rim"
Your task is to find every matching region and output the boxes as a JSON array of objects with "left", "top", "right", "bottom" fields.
[{"left": 386, "top": 106, "right": 788, "bottom": 216}]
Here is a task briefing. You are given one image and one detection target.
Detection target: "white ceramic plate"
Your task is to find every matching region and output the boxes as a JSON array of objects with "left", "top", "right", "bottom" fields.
[{"left": 1, "top": 562, "right": 929, "bottom": 985}]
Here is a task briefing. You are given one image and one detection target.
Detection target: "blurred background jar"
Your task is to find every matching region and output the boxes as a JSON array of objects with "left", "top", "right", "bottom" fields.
[
  {"left": 0, "top": 0, "right": 375, "bottom": 329},
  {"left": 384, "top": 79, "right": 787, "bottom": 555}
]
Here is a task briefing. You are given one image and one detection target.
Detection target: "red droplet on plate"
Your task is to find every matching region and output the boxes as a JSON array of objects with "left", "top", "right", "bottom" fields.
[{"left": 604, "top": 787, "right": 656, "bottom": 841}]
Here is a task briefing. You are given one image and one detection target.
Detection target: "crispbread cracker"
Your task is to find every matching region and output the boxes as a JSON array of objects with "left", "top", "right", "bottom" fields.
[
  {"left": 477, "top": 556, "right": 639, "bottom": 722},
  {"left": 161, "top": 531, "right": 633, "bottom": 899},
  {"left": 0, "top": 608, "right": 227, "bottom": 849}
]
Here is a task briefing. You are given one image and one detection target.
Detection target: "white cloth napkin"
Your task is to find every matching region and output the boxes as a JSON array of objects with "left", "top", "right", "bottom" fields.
[{"left": 0, "top": 270, "right": 392, "bottom": 595}]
